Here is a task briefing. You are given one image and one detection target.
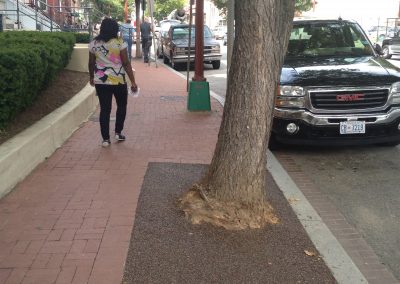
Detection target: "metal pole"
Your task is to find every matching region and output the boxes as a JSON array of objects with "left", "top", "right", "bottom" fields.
[
  {"left": 376, "top": 17, "right": 379, "bottom": 43},
  {"left": 16, "top": 0, "right": 20, "bottom": 29},
  {"left": 50, "top": 2, "right": 53, "bottom": 32},
  {"left": 88, "top": 7, "right": 92, "bottom": 40},
  {"left": 148, "top": 0, "right": 158, "bottom": 67},
  {"left": 135, "top": 0, "right": 142, "bottom": 58},
  {"left": 193, "top": 0, "right": 205, "bottom": 81},
  {"left": 186, "top": 0, "right": 193, "bottom": 91},
  {"left": 35, "top": 0, "right": 38, "bottom": 30}
]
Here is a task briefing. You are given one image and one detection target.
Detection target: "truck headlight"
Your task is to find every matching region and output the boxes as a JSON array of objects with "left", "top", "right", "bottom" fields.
[
  {"left": 390, "top": 82, "right": 400, "bottom": 104},
  {"left": 211, "top": 45, "right": 220, "bottom": 53},
  {"left": 275, "top": 86, "right": 305, "bottom": 108}
]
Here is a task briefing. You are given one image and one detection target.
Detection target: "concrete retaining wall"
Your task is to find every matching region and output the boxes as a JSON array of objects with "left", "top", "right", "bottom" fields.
[{"left": 0, "top": 82, "right": 97, "bottom": 199}]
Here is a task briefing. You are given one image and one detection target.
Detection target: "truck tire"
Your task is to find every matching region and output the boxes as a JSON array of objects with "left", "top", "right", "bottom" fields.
[
  {"left": 157, "top": 47, "right": 163, "bottom": 58},
  {"left": 382, "top": 46, "right": 392, "bottom": 59},
  {"left": 171, "top": 56, "right": 177, "bottom": 70},
  {"left": 163, "top": 55, "right": 170, "bottom": 64},
  {"left": 268, "top": 134, "right": 282, "bottom": 150},
  {"left": 212, "top": 60, "right": 221, "bottom": 69}
]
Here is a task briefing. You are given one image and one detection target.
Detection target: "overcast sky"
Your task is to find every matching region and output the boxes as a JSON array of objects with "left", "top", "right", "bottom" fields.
[{"left": 303, "top": 0, "right": 398, "bottom": 27}]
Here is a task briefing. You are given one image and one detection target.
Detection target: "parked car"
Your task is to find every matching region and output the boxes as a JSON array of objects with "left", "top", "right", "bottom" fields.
[
  {"left": 156, "top": 19, "right": 181, "bottom": 58},
  {"left": 270, "top": 18, "right": 400, "bottom": 148},
  {"left": 212, "top": 25, "right": 227, "bottom": 39},
  {"left": 162, "top": 24, "right": 222, "bottom": 69},
  {"left": 381, "top": 35, "right": 400, "bottom": 59},
  {"left": 377, "top": 28, "right": 400, "bottom": 59}
]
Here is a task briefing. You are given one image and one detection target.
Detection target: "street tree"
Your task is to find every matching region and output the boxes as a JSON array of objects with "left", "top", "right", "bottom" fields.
[
  {"left": 295, "top": 0, "right": 314, "bottom": 13},
  {"left": 179, "top": 0, "right": 296, "bottom": 230},
  {"left": 93, "top": 0, "right": 125, "bottom": 20},
  {"left": 154, "top": 0, "right": 186, "bottom": 21},
  {"left": 211, "top": 0, "right": 312, "bottom": 16}
]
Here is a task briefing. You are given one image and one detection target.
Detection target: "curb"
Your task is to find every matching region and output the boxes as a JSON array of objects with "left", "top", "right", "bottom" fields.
[
  {"left": 0, "top": 82, "right": 97, "bottom": 199},
  {"left": 267, "top": 152, "right": 367, "bottom": 283},
  {"left": 157, "top": 59, "right": 368, "bottom": 283}
]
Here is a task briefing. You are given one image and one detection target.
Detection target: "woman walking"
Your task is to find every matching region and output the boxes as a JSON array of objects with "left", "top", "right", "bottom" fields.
[{"left": 88, "top": 18, "right": 138, "bottom": 147}]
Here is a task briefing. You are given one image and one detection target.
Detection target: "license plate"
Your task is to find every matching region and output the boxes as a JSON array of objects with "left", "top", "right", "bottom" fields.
[{"left": 340, "top": 121, "right": 365, "bottom": 134}]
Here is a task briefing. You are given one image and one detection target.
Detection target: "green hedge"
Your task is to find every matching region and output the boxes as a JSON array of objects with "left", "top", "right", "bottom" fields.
[
  {"left": 74, "top": 32, "right": 90, "bottom": 43},
  {"left": 0, "top": 31, "right": 75, "bottom": 129}
]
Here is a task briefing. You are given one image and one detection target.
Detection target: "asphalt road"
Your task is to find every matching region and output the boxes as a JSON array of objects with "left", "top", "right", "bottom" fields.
[{"left": 156, "top": 44, "right": 400, "bottom": 280}]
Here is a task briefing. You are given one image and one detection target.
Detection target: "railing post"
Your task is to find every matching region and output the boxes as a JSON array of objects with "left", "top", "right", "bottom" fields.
[
  {"left": 16, "top": 0, "right": 20, "bottom": 29},
  {"left": 88, "top": 9, "right": 91, "bottom": 40},
  {"left": 87, "top": 3, "right": 93, "bottom": 40},
  {"left": 35, "top": 0, "right": 38, "bottom": 30},
  {"left": 50, "top": 2, "right": 53, "bottom": 32}
]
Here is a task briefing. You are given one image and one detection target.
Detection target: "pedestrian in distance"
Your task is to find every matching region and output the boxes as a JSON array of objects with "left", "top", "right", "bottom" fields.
[
  {"left": 140, "top": 16, "right": 153, "bottom": 63},
  {"left": 88, "top": 18, "right": 138, "bottom": 147},
  {"left": 120, "top": 19, "right": 134, "bottom": 61}
]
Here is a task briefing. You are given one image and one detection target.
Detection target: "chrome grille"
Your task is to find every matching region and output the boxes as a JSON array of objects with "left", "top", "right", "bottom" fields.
[
  {"left": 310, "top": 89, "right": 389, "bottom": 110},
  {"left": 184, "top": 46, "right": 215, "bottom": 54}
]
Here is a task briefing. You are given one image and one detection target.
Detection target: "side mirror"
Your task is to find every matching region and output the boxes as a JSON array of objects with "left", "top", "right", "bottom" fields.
[{"left": 374, "top": 43, "right": 383, "bottom": 55}]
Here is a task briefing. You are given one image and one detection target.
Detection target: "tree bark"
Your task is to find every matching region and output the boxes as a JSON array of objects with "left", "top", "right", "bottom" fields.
[
  {"left": 179, "top": 0, "right": 296, "bottom": 230},
  {"left": 206, "top": 0, "right": 295, "bottom": 204}
]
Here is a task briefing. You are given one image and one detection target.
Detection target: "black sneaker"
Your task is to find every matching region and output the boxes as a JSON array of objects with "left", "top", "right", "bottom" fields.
[
  {"left": 102, "top": 139, "right": 111, "bottom": 147},
  {"left": 115, "top": 133, "right": 126, "bottom": 141}
]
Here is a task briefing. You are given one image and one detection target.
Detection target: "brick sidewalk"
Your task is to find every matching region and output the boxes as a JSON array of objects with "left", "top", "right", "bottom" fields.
[{"left": 0, "top": 60, "right": 222, "bottom": 284}]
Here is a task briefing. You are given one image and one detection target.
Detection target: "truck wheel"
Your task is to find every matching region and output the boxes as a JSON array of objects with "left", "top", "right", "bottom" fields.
[
  {"left": 268, "top": 134, "right": 282, "bottom": 150},
  {"left": 382, "top": 46, "right": 392, "bottom": 59},
  {"left": 163, "top": 55, "right": 170, "bottom": 64},
  {"left": 157, "top": 48, "right": 163, "bottom": 58},
  {"left": 212, "top": 60, "right": 221, "bottom": 69},
  {"left": 171, "top": 56, "right": 177, "bottom": 69}
]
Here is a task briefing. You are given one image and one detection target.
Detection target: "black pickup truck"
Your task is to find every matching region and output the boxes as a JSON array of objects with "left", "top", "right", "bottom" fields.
[{"left": 271, "top": 18, "right": 400, "bottom": 148}]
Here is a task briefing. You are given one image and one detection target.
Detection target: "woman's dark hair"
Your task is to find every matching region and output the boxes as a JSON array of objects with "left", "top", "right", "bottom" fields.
[{"left": 94, "top": 18, "right": 119, "bottom": 42}]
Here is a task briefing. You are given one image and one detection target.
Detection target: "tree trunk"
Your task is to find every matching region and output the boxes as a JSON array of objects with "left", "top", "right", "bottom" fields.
[
  {"left": 206, "top": 0, "right": 295, "bottom": 204},
  {"left": 179, "top": 0, "right": 295, "bottom": 230},
  {"left": 135, "top": 0, "right": 142, "bottom": 58}
]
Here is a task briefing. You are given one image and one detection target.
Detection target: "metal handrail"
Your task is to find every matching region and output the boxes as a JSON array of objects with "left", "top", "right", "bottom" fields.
[
  {"left": 0, "top": 0, "right": 96, "bottom": 34},
  {"left": 0, "top": 0, "right": 60, "bottom": 30}
]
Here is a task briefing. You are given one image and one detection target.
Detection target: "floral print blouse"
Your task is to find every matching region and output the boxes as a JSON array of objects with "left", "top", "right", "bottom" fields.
[{"left": 88, "top": 38, "right": 128, "bottom": 85}]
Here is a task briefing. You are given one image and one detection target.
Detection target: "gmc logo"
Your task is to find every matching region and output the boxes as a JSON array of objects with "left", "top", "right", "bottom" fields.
[{"left": 336, "top": 94, "right": 365, "bottom": 101}]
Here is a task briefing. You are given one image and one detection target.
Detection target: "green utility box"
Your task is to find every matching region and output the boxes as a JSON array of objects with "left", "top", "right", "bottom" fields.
[{"left": 188, "top": 81, "right": 211, "bottom": 111}]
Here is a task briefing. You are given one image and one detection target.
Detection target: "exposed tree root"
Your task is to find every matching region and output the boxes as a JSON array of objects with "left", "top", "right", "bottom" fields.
[{"left": 177, "top": 184, "right": 279, "bottom": 230}]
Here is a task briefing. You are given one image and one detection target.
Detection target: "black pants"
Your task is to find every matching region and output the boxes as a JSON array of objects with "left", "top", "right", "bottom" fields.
[
  {"left": 95, "top": 84, "right": 128, "bottom": 140},
  {"left": 142, "top": 37, "right": 152, "bottom": 61}
]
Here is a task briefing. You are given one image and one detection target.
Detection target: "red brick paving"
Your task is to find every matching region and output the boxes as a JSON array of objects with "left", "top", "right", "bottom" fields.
[
  {"left": 4, "top": 55, "right": 397, "bottom": 283},
  {"left": 0, "top": 59, "right": 222, "bottom": 283}
]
